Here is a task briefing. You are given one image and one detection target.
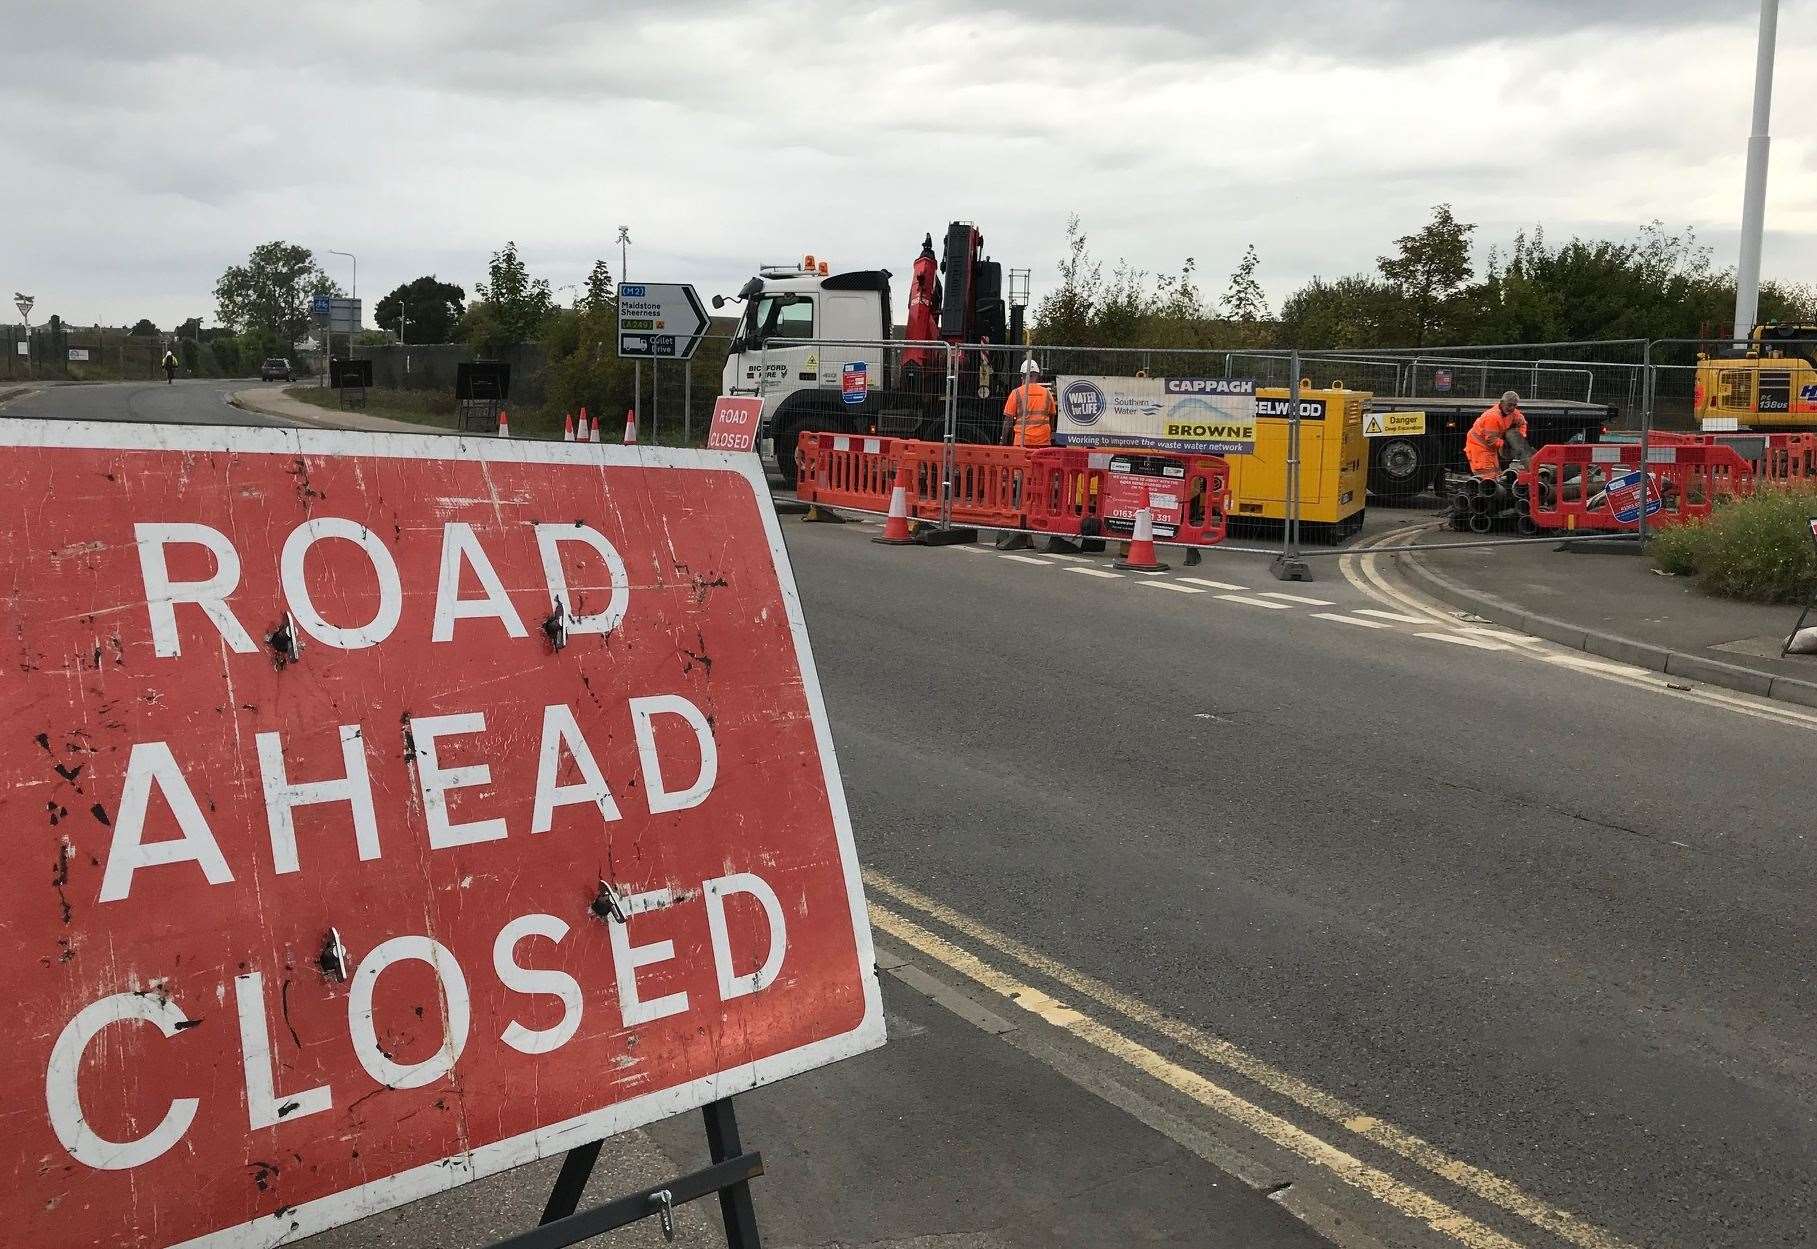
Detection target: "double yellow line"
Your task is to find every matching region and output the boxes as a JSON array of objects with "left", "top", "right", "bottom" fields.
[{"left": 866, "top": 869, "right": 1635, "bottom": 1249}]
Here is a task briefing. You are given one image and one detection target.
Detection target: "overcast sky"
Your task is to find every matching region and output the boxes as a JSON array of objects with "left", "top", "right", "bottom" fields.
[{"left": 2, "top": 0, "right": 1813, "bottom": 332}]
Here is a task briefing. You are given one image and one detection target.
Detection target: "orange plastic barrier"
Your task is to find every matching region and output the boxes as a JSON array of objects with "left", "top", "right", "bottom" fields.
[
  {"left": 1522, "top": 443, "right": 1755, "bottom": 533},
  {"left": 792, "top": 436, "right": 1229, "bottom": 546},
  {"left": 794, "top": 433, "right": 909, "bottom": 511},
  {"left": 899, "top": 441, "right": 1029, "bottom": 529}
]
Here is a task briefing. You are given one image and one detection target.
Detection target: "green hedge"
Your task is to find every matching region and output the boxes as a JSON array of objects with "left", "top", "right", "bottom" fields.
[{"left": 1650, "top": 486, "right": 1817, "bottom": 603}]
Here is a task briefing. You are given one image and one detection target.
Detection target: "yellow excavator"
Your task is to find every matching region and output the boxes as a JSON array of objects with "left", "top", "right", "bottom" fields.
[{"left": 1695, "top": 323, "right": 1817, "bottom": 430}]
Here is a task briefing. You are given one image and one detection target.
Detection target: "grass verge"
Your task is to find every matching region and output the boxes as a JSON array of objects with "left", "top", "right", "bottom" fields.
[
  {"left": 281, "top": 385, "right": 709, "bottom": 446},
  {"left": 1650, "top": 486, "right": 1817, "bottom": 604}
]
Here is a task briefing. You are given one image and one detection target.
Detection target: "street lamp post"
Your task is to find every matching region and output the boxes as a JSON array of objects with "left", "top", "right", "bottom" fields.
[
  {"left": 1733, "top": 0, "right": 1778, "bottom": 344},
  {"left": 13, "top": 292, "right": 33, "bottom": 381},
  {"left": 326, "top": 250, "right": 357, "bottom": 383},
  {"left": 616, "top": 226, "right": 637, "bottom": 428}
]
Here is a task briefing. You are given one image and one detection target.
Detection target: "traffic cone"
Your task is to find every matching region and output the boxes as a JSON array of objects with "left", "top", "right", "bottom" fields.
[
  {"left": 577, "top": 407, "right": 591, "bottom": 443},
  {"left": 623, "top": 408, "right": 638, "bottom": 445},
  {"left": 497, "top": 408, "right": 511, "bottom": 438},
  {"left": 1114, "top": 506, "right": 1169, "bottom": 571},
  {"left": 872, "top": 485, "right": 914, "bottom": 545},
  {"left": 562, "top": 411, "right": 575, "bottom": 441}
]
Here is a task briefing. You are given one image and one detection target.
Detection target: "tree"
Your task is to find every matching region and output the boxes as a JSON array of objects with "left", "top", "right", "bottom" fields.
[
  {"left": 468, "top": 241, "right": 554, "bottom": 353},
  {"left": 213, "top": 242, "right": 341, "bottom": 352},
  {"left": 1378, "top": 204, "right": 1474, "bottom": 346},
  {"left": 374, "top": 276, "right": 466, "bottom": 344},
  {"left": 1032, "top": 215, "right": 1103, "bottom": 345},
  {"left": 1220, "top": 244, "right": 1271, "bottom": 323},
  {"left": 129, "top": 318, "right": 159, "bottom": 337},
  {"left": 1277, "top": 275, "right": 1410, "bottom": 348},
  {"left": 547, "top": 258, "right": 633, "bottom": 420}
]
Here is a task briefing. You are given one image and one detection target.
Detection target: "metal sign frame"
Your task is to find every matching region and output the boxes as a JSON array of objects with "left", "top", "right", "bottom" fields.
[{"left": 1784, "top": 516, "right": 1817, "bottom": 657}]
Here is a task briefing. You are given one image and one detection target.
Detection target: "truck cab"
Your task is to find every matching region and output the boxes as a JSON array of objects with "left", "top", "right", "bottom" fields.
[
  {"left": 718, "top": 258, "right": 895, "bottom": 483},
  {"left": 718, "top": 224, "right": 1025, "bottom": 486}
]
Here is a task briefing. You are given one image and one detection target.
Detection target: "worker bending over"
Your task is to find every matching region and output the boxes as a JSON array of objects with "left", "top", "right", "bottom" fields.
[{"left": 1466, "top": 390, "right": 1534, "bottom": 478}]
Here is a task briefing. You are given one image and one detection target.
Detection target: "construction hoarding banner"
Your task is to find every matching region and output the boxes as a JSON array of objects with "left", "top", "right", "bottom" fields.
[
  {"left": 1056, "top": 376, "right": 1257, "bottom": 454},
  {"left": 0, "top": 421, "right": 883, "bottom": 1249}
]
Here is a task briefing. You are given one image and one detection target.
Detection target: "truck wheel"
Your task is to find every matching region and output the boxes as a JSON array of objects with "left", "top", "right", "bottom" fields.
[{"left": 1368, "top": 436, "right": 1429, "bottom": 503}]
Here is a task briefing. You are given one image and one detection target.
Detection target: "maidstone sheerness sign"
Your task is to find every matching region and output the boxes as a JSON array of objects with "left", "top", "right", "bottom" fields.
[{"left": 616, "top": 283, "right": 709, "bottom": 360}]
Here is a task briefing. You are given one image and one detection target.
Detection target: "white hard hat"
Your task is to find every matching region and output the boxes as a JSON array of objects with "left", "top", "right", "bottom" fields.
[{"left": 1020, "top": 358, "right": 1040, "bottom": 375}]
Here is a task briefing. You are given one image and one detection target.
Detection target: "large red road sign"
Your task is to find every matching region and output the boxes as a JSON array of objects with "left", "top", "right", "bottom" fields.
[{"left": 0, "top": 421, "right": 883, "bottom": 1248}]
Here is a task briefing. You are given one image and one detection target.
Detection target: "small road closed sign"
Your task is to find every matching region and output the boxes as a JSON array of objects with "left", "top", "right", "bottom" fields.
[
  {"left": 0, "top": 421, "right": 883, "bottom": 1248},
  {"left": 706, "top": 395, "right": 764, "bottom": 453}
]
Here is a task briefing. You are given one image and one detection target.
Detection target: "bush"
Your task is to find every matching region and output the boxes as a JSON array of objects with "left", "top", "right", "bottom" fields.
[{"left": 1650, "top": 486, "right": 1817, "bottom": 603}]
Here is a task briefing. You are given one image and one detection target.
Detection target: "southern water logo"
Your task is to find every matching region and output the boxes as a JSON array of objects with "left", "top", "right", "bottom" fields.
[{"left": 1062, "top": 380, "right": 1107, "bottom": 425}]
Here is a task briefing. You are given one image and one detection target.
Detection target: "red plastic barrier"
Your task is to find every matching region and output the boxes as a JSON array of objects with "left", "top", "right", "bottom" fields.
[
  {"left": 794, "top": 432, "right": 908, "bottom": 512},
  {"left": 1523, "top": 443, "right": 1755, "bottom": 532}
]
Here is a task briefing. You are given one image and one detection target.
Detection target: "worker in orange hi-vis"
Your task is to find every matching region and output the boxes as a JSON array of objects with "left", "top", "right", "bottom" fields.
[
  {"left": 1466, "top": 390, "right": 1535, "bottom": 478},
  {"left": 1002, "top": 358, "right": 1056, "bottom": 448},
  {"left": 996, "top": 358, "right": 1059, "bottom": 551}
]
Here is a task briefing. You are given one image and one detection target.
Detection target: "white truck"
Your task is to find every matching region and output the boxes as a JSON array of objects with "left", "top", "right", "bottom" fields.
[{"left": 715, "top": 223, "right": 1025, "bottom": 485}]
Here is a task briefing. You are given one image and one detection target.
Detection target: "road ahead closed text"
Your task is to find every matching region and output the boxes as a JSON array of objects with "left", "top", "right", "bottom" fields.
[{"left": 0, "top": 424, "right": 882, "bottom": 1249}]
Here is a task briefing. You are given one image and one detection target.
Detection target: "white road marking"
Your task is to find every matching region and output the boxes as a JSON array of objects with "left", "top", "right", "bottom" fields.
[
  {"left": 1541, "top": 654, "right": 1649, "bottom": 677},
  {"left": 1065, "top": 567, "right": 1123, "bottom": 580},
  {"left": 1139, "top": 582, "right": 1206, "bottom": 594},
  {"left": 1261, "top": 591, "right": 1336, "bottom": 606},
  {"left": 999, "top": 554, "right": 1054, "bottom": 567},
  {"left": 1416, "top": 631, "right": 1513, "bottom": 651},
  {"left": 1179, "top": 577, "right": 1248, "bottom": 591},
  {"left": 1311, "top": 612, "right": 1394, "bottom": 629},
  {"left": 1353, "top": 608, "right": 1429, "bottom": 624},
  {"left": 1127, "top": 568, "right": 1172, "bottom": 577},
  {"left": 1215, "top": 595, "right": 1294, "bottom": 610}
]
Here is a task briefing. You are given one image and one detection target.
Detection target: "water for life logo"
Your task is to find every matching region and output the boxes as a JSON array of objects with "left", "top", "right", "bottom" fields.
[{"left": 1062, "top": 380, "right": 1107, "bottom": 425}]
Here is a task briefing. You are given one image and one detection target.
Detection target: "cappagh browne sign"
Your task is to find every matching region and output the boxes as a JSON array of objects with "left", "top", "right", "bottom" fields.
[
  {"left": 1055, "top": 376, "right": 1257, "bottom": 453},
  {"left": 0, "top": 421, "right": 883, "bottom": 1248}
]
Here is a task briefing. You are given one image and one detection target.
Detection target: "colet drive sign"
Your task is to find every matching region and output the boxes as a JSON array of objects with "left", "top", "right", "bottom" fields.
[{"left": 0, "top": 422, "right": 883, "bottom": 1248}]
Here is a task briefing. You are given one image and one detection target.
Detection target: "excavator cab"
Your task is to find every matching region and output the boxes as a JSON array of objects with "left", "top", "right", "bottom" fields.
[{"left": 1695, "top": 323, "right": 1817, "bottom": 431}]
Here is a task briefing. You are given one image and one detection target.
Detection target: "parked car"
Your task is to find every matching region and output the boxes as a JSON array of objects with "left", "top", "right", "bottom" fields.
[{"left": 260, "top": 357, "right": 292, "bottom": 382}]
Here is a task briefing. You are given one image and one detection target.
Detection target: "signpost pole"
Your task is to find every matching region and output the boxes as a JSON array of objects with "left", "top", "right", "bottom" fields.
[
  {"left": 684, "top": 359, "right": 693, "bottom": 444},
  {"left": 1272, "top": 350, "right": 1312, "bottom": 581}
]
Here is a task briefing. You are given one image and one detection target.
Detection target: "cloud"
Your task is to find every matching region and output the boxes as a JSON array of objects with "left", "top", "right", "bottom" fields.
[{"left": 0, "top": 0, "right": 1808, "bottom": 333}]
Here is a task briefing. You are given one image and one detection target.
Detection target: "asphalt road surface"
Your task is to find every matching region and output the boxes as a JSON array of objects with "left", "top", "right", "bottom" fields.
[
  {"left": 794, "top": 519, "right": 1817, "bottom": 1249},
  {"left": 0, "top": 376, "right": 295, "bottom": 424}
]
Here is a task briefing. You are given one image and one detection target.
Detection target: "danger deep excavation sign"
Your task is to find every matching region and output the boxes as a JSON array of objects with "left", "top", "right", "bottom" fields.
[{"left": 0, "top": 421, "right": 883, "bottom": 1248}]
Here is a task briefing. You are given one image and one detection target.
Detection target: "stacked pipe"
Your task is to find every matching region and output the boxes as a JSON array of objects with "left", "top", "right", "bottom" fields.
[{"left": 1444, "top": 473, "right": 1523, "bottom": 535}]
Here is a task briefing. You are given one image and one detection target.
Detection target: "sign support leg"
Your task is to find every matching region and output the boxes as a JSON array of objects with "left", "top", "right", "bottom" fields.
[
  {"left": 538, "top": 1140, "right": 604, "bottom": 1224},
  {"left": 705, "top": 1098, "right": 764, "bottom": 1249},
  {"left": 490, "top": 1096, "right": 763, "bottom": 1249}
]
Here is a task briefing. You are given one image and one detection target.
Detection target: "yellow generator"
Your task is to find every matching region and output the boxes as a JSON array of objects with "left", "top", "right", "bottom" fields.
[
  {"left": 1695, "top": 324, "right": 1817, "bottom": 431},
  {"left": 1224, "top": 384, "right": 1369, "bottom": 539}
]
